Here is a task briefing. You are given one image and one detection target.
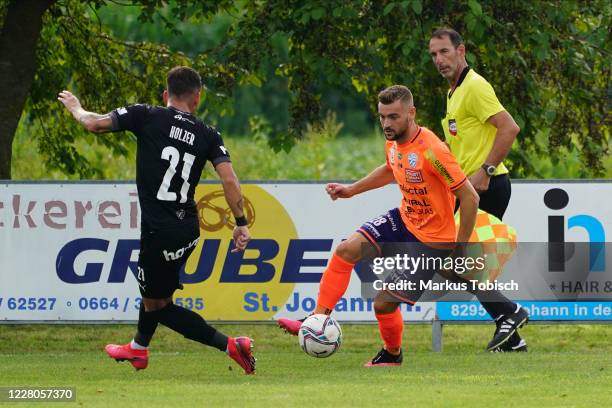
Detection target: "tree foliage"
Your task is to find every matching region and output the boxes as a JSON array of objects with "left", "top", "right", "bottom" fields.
[
  {"left": 22, "top": 0, "right": 239, "bottom": 177},
  {"left": 221, "top": 0, "right": 610, "bottom": 176},
  {"left": 2, "top": 0, "right": 610, "bottom": 179}
]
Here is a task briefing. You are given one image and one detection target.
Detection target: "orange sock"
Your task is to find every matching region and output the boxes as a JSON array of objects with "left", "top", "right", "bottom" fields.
[
  {"left": 316, "top": 253, "right": 355, "bottom": 312},
  {"left": 375, "top": 308, "right": 404, "bottom": 350}
]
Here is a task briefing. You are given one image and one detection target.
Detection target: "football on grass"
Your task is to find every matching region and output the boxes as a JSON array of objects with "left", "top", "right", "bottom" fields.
[{"left": 298, "top": 314, "right": 342, "bottom": 358}]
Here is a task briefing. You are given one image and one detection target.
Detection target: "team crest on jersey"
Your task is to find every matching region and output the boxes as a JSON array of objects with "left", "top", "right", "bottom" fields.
[
  {"left": 175, "top": 209, "right": 185, "bottom": 220},
  {"left": 408, "top": 152, "right": 418, "bottom": 168},
  {"left": 405, "top": 169, "right": 423, "bottom": 183},
  {"left": 448, "top": 119, "right": 457, "bottom": 136}
]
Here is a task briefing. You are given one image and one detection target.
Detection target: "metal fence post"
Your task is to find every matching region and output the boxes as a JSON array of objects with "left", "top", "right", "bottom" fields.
[{"left": 432, "top": 319, "right": 443, "bottom": 352}]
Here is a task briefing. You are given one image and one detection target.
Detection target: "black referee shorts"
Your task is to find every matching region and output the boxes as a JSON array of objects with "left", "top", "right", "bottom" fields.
[
  {"left": 456, "top": 174, "right": 511, "bottom": 220},
  {"left": 136, "top": 219, "right": 200, "bottom": 299}
]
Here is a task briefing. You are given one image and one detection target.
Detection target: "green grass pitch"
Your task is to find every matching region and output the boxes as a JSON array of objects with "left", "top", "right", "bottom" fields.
[{"left": 0, "top": 324, "right": 611, "bottom": 407}]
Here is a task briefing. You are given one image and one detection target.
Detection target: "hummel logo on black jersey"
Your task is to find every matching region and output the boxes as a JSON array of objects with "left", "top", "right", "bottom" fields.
[
  {"left": 174, "top": 114, "right": 195, "bottom": 125},
  {"left": 163, "top": 237, "right": 200, "bottom": 261}
]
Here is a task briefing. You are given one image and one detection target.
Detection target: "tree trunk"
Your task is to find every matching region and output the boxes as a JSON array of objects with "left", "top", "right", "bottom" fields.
[{"left": 0, "top": 0, "right": 56, "bottom": 180}]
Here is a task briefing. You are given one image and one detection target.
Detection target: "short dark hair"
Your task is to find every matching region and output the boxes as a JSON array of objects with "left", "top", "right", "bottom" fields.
[
  {"left": 431, "top": 28, "right": 463, "bottom": 48},
  {"left": 167, "top": 66, "right": 202, "bottom": 98},
  {"left": 378, "top": 85, "right": 413, "bottom": 106}
]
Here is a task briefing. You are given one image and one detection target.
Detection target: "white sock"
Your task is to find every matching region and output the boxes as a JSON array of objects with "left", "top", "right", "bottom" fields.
[{"left": 130, "top": 340, "right": 147, "bottom": 350}]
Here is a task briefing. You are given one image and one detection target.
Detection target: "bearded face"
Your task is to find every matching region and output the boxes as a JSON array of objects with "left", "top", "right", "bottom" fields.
[{"left": 378, "top": 100, "right": 414, "bottom": 142}]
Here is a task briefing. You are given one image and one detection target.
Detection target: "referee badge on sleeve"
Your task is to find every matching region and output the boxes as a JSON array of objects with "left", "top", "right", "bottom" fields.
[{"left": 448, "top": 119, "right": 457, "bottom": 136}]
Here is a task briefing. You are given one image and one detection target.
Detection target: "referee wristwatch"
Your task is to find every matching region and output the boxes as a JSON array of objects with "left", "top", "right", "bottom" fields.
[{"left": 481, "top": 163, "right": 496, "bottom": 177}]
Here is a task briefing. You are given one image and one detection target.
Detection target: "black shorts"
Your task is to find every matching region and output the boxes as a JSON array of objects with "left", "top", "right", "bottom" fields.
[
  {"left": 455, "top": 174, "right": 511, "bottom": 220},
  {"left": 136, "top": 219, "right": 200, "bottom": 299}
]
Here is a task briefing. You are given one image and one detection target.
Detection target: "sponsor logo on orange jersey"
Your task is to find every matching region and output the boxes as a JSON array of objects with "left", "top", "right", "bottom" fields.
[
  {"left": 405, "top": 169, "right": 423, "bottom": 183},
  {"left": 389, "top": 144, "right": 396, "bottom": 165},
  {"left": 425, "top": 149, "right": 455, "bottom": 185}
]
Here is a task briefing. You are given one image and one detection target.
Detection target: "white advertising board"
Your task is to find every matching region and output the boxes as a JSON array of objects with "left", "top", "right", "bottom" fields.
[{"left": 0, "top": 181, "right": 610, "bottom": 322}]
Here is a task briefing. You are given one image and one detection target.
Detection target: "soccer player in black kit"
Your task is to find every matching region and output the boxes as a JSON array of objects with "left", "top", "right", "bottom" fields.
[{"left": 58, "top": 66, "right": 255, "bottom": 374}]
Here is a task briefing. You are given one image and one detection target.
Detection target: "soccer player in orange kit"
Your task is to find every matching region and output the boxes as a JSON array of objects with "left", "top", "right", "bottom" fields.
[{"left": 278, "top": 85, "right": 479, "bottom": 366}]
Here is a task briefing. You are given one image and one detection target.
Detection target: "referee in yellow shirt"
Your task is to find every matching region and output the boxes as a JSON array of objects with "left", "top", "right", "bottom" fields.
[{"left": 429, "top": 28, "right": 528, "bottom": 352}]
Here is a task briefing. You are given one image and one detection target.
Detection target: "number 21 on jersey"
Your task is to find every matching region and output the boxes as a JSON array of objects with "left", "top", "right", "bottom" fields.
[{"left": 157, "top": 146, "right": 195, "bottom": 203}]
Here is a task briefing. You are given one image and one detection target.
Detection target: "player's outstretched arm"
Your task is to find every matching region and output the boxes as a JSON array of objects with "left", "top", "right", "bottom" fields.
[
  {"left": 326, "top": 164, "right": 394, "bottom": 201},
  {"left": 57, "top": 90, "right": 113, "bottom": 133},
  {"left": 453, "top": 181, "right": 479, "bottom": 243},
  {"left": 215, "top": 161, "right": 251, "bottom": 252}
]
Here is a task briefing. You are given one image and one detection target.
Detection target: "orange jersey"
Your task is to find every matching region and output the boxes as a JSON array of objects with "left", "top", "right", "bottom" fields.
[{"left": 385, "top": 127, "right": 467, "bottom": 242}]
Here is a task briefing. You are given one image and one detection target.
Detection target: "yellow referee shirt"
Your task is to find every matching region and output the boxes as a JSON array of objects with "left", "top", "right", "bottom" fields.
[{"left": 441, "top": 68, "right": 507, "bottom": 177}]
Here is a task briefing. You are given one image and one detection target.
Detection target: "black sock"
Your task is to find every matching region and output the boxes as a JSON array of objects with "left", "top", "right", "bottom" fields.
[
  {"left": 443, "top": 273, "right": 517, "bottom": 320},
  {"left": 134, "top": 302, "right": 158, "bottom": 347},
  {"left": 473, "top": 291, "right": 517, "bottom": 320},
  {"left": 148, "top": 303, "right": 228, "bottom": 352}
]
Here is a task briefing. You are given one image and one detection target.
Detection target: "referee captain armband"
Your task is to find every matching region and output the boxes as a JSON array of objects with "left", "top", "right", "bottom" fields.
[{"left": 235, "top": 216, "right": 248, "bottom": 227}]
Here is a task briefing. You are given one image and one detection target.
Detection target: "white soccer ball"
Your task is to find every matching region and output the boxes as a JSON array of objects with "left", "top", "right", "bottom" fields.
[{"left": 298, "top": 314, "right": 342, "bottom": 358}]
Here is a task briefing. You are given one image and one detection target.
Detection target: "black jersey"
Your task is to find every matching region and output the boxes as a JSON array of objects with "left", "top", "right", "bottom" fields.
[{"left": 110, "top": 104, "right": 230, "bottom": 230}]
